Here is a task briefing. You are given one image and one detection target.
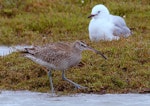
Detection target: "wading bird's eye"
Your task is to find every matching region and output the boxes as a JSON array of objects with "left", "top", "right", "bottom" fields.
[{"left": 80, "top": 43, "right": 86, "bottom": 47}]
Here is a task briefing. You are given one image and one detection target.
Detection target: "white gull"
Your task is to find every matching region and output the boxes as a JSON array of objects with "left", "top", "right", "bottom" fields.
[{"left": 88, "top": 4, "right": 131, "bottom": 41}]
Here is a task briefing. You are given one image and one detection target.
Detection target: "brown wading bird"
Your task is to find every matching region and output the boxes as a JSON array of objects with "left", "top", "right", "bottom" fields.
[{"left": 18, "top": 40, "right": 107, "bottom": 94}]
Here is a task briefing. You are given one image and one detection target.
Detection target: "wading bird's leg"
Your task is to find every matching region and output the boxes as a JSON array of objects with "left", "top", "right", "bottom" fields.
[
  {"left": 48, "top": 70, "right": 55, "bottom": 95},
  {"left": 62, "top": 70, "right": 87, "bottom": 89}
]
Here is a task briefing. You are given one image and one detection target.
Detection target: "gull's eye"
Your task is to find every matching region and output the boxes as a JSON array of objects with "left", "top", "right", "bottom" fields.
[{"left": 98, "top": 11, "right": 100, "bottom": 13}]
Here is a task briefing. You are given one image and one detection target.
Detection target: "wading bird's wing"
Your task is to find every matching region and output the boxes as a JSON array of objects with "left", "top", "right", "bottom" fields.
[{"left": 24, "top": 43, "right": 72, "bottom": 64}]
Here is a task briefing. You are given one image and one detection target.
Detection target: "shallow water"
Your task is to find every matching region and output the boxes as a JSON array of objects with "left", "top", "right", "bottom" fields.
[
  {"left": 0, "top": 45, "right": 33, "bottom": 56},
  {"left": 0, "top": 91, "right": 150, "bottom": 106},
  {"left": 0, "top": 46, "right": 13, "bottom": 56}
]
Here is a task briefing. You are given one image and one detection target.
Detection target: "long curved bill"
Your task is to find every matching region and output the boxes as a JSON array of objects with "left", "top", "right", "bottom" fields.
[{"left": 87, "top": 46, "right": 107, "bottom": 60}]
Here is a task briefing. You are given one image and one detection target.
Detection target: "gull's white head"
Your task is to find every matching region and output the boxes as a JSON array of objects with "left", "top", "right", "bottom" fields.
[{"left": 88, "top": 4, "right": 110, "bottom": 19}]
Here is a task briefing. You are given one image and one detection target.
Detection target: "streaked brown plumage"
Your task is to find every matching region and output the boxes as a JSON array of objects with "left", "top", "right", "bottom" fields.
[{"left": 18, "top": 40, "right": 107, "bottom": 95}]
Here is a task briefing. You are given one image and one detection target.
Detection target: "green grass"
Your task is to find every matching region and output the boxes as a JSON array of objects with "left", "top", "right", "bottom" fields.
[{"left": 0, "top": 0, "right": 150, "bottom": 94}]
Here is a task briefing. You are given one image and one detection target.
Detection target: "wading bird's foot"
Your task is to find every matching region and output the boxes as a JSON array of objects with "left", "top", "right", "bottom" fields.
[
  {"left": 48, "top": 92, "right": 58, "bottom": 97},
  {"left": 74, "top": 84, "right": 88, "bottom": 89}
]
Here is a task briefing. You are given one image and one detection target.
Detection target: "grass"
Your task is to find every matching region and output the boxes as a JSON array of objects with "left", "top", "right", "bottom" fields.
[{"left": 0, "top": 0, "right": 150, "bottom": 94}]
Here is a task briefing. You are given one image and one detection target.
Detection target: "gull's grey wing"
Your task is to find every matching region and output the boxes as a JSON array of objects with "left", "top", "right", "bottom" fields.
[{"left": 111, "top": 15, "right": 131, "bottom": 37}]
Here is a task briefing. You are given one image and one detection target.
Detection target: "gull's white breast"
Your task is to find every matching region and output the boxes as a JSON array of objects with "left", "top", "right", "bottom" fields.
[{"left": 88, "top": 18, "right": 119, "bottom": 41}]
